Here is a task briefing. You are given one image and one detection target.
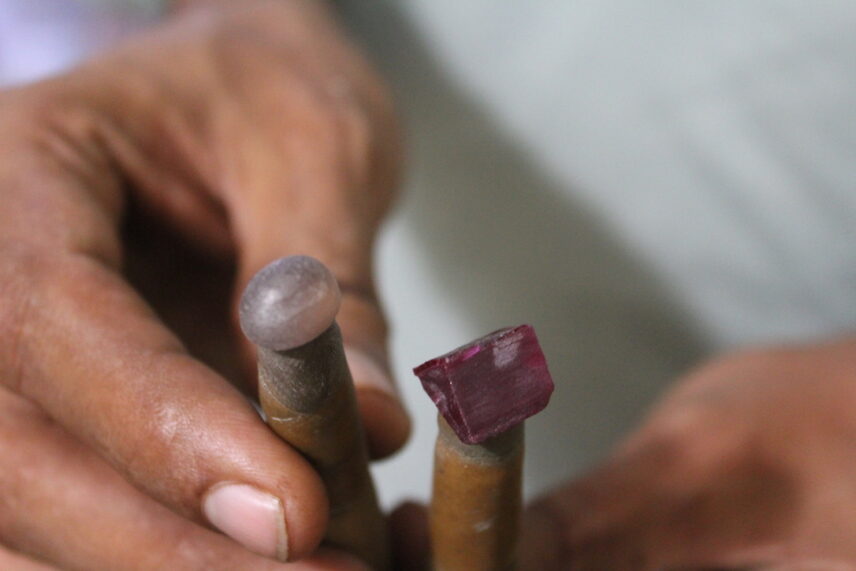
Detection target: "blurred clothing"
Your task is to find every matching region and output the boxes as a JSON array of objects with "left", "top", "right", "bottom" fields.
[{"left": 0, "top": 0, "right": 158, "bottom": 86}]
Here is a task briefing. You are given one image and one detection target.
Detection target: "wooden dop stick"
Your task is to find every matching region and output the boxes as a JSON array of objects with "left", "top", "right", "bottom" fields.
[
  {"left": 430, "top": 416, "right": 523, "bottom": 571},
  {"left": 414, "top": 325, "right": 554, "bottom": 571},
  {"left": 240, "top": 256, "right": 390, "bottom": 569}
]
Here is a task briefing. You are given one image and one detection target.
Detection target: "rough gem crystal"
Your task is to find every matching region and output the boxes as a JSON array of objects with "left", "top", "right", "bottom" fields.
[{"left": 413, "top": 325, "right": 554, "bottom": 444}]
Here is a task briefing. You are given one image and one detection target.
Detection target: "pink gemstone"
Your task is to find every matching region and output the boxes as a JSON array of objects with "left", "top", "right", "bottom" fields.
[{"left": 413, "top": 325, "right": 554, "bottom": 444}]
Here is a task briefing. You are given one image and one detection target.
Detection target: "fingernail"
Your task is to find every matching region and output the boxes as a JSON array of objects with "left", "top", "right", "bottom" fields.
[
  {"left": 203, "top": 483, "right": 288, "bottom": 562},
  {"left": 345, "top": 346, "right": 397, "bottom": 398}
]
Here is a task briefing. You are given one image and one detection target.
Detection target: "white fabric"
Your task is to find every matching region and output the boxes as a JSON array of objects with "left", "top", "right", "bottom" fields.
[{"left": 2, "top": 1, "right": 855, "bottom": 508}]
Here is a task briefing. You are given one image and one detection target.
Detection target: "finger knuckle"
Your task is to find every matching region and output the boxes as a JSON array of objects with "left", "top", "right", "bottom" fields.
[
  {"left": 0, "top": 238, "right": 121, "bottom": 399},
  {"left": 124, "top": 390, "right": 202, "bottom": 494},
  {"left": 646, "top": 403, "right": 753, "bottom": 482},
  {"left": 303, "top": 89, "right": 376, "bottom": 156},
  {"left": 117, "top": 357, "right": 214, "bottom": 507},
  {"left": 0, "top": 244, "right": 48, "bottom": 394}
]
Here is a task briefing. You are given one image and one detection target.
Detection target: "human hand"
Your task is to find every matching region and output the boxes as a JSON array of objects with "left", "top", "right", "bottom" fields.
[
  {"left": 394, "top": 339, "right": 856, "bottom": 569},
  {"left": 0, "top": 0, "right": 405, "bottom": 568},
  {"left": 520, "top": 339, "right": 856, "bottom": 569}
]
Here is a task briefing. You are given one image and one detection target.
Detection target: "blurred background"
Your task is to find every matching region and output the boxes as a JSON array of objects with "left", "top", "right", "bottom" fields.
[{"left": 3, "top": 0, "right": 855, "bottom": 510}]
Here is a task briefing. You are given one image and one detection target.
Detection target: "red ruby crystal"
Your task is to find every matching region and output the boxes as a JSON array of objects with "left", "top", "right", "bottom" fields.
[{"left": 413, "top": 325, "right": 554, "bottom": 444}]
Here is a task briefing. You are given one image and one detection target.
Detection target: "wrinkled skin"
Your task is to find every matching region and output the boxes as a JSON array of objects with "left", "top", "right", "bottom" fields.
[
  {"left": 0, "top": 1, "right": 407, "bottom": 568},
  {"left": 394, "top": 340, "right": 856, "bottom": 569}
]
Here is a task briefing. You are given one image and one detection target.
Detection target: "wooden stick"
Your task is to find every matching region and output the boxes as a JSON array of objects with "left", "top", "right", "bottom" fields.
[
  {"left": 240, "top": 256, "right": 390, "bottom": 569},
  {"left": 431, "top": 416, "right": 523, "bottom": 571},
  {"left": 413, "top": 325, "right": 554, "bottom": 571}
]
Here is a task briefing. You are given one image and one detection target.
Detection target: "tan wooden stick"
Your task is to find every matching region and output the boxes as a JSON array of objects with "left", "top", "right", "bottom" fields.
[
  {"left": 240, "top": 256, "right": 389, "bottom": 570},
  {"left": 414, "top": 325, "right": 554, "bottom": 571},
  {"left": 430, "top": 416, "right": 523, "bottom": 571}
]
